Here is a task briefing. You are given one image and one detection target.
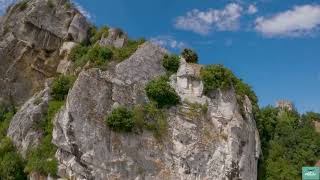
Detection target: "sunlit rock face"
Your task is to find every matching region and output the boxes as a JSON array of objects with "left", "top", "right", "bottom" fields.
[
  {"left": 0, "top": 0, "right": 90, "bottom": 105},
  {"left": 52, "top": 45, "right": 260, "bottom": 180}
]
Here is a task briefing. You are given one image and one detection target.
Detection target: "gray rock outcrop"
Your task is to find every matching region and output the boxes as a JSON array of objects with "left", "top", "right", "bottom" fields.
[
  {"left": 99, "top": 28, "right": 128, "bottom": 48},
  {"left": 0, "top": 0, "right": 90, "bottom": 105},
  {"left": 52, "top": 43, "right": 260, "bottom": 180},
  {"left": 7, "top": 79, "right": 53, "bottom": 157}
]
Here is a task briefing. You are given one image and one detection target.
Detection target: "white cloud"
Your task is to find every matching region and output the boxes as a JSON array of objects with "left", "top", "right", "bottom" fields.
[
  {"left": 0, "top": 0, "right": 17, "bottom": 14},
  {"left": 150, "top": 36, "right": 186, "bottom": 49},
  {"left": 72, "top": 1, "right": 92, "bottom": 20},
  {"left": 174, "top": 3, "right": 243, "bottom": 35},
  {"left": 255, "top": 4, "right": 320, "bottom": 37},
  {"left": 248, "top": 4, "right": 258, "bottom": 14}
]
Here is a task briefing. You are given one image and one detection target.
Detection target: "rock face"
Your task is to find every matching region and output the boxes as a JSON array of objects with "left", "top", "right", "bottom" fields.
[
  {"left": 99, "top": 28, "right": 128, "bottom": 48},
  {"left": 0, "top": 0, "right": 90, "bottom": 105},
  {"left": 7, "top": 79, "right": 53, "bottom": 157},
  {"left": 52, "top": 43, "right": 260, "bottom": 180}
]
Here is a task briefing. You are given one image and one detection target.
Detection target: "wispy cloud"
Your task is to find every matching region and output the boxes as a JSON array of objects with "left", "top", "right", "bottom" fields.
[
  {"left": 150, "top": 36, "right": 186, "bottom": 50},
  {"left": 255, "top": 4, "right": 320, "bottom": 37},
  {"left": 72, "top": 1, "right": 92, "bottom": 20},
  {"left": 0, "top": 0, "right": 17, "bottom": 14},
  {"left": 174, "top": 3, "right": 243, "bottom": 35},
  {"left": 247, "top": 4, "right": 258, "bottom": 14}
]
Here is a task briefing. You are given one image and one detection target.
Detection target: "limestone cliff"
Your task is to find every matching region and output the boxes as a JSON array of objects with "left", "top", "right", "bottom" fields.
[
  {"left": 2, "top": 1, "right": 261, "bottom": 180},
  {"left": 0, "top": 0, "right": 90, "bottom": 105}
]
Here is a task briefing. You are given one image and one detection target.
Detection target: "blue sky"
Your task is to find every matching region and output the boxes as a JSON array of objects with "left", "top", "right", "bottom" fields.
[{"left": 1, "top": 0, "right": 320, "bottom": 112}]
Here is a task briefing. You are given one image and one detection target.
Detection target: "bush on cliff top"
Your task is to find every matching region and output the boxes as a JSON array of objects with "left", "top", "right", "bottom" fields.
[
  {"left": 162, "top": 54, "right": 180, "bottom": 73},
  {"left": 200, "top": 64, "right": 258, "bottom": 115},
  {"left": 181, "top": 48, "right": 198, "bottom": 63}
]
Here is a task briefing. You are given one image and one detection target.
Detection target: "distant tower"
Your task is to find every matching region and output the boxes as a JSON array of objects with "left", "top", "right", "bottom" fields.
[{"left": 276, "top": 100, "right": 294, "bottom": 111}]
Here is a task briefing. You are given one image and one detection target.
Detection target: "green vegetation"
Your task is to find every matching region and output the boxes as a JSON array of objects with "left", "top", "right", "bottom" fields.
[
  {"left": 106, "top": 107, "right": 134, "bottom": 132},
  {"left": 87, "top": 45, "right": 113, "bottom": 66},
  {"left": 135, "top": 103, "right": 168, "bottom": 140},
  {"left": 105, "top": 103, "right": 168, "bottom": 140},
  {"left": 145, "top": 76, "right": 180, "bottom": 108},
  {"left": 90, "top": 26, "right": 109, "bottom": 44},
  {"left": 181, "top": 48, "right": 198, "bottom": 63},
  {"left": 200, "top": 64, "right": 258, "bottom": 116},
  {"left": 162, "top": 54, "right": 180, "bottom": 73},
  {"left": 256, "top": 107, "right": 320, "bottom": 180},
  {"left": 51, "top": 75, "right": 76, "bottom": 101},
  {"left": 111, "top": 38, "right": 146, "bottom": 62},
  {"left": 16, "top": 0, "right": 29, "bottom": 11},
  {"left": 0, "top": 102, "right": 15, "bottom": 140},
  {"left": 47, "top": 0, "right": 54, "bottom": 8},
  {"left": 0, "top": 138, "right": 27, "bottom": 180},
  {"left": 64, "top": 2, "right": 72, "bottom": 9},
  {"left": 25, "top": 100, "right": 64, "bottom": 176}
]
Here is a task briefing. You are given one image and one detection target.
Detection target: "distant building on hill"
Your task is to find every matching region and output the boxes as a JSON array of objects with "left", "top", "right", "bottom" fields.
[{"left": 276, "top": 100, "right": 294, "bottom": 111}]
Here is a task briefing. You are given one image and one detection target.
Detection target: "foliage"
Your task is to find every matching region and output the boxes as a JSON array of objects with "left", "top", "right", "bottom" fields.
[
  {"left": 0, "top": 103, "right": 15, "bottom": 140},
  {"left": 69, "top": 43, "right": 113, "bottom": 69},
  {"left": 47, "top": 0, "right": 54, "bottom": 8},
  {"left": 200, "top": 65, "right": 235, "bottom": 93},
  {"left": 69, "top": 44, "right": 89, "bottom": 62},
  {"left": 162, "top": 54, "right": 180, "bottom": 73},
  {"left": 112, "top": 38, "right": 146, "bottom": 62},
  {"left": 256, "top": 107, "right": 320, "bottom": 180},
  {"left": 16, "top": 0, "right": 29, "bottom": 11},
  {"left": 64, "top": 2, "right": 72, "bottom": 9},
  {"left": 106, "top": 107, "right": 134, "bottom": 132},
  {"left": 0, "top": 138, "right": 27, "bottom": 180},
  {"left": 181, "top": 48, "right": 198, "bottom": 63},
  {"left": 86, "top": 45, "right": 113, "bottom": 66},
  {"left": 25, "top": 100, "right": 64, "bottom": 176},
  {"left": 145, "top": 76, "right": 180, "bottom": 108},
  {"left": 90, "top": 26, "right": 109, "bottom": 44},
  {"left": 51, "top": 75, "right": 76, "bottom": 101},
  {"left": 133, "top": 103, "right": 168, "bottom": 140},
  {"left": 200, "top": 64, "right": 259, "bottom": 116}
]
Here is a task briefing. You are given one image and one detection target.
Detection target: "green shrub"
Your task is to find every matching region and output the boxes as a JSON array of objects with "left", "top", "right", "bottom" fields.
[
  {"left": 200, "top": 65, "right": 259, "bottom": 116},
  {"left": 145, "top": 76, "right": 180, "bottom": 108},
  {"left": 90, "top": 26, "right": 109, "bottom": 44},
  {"left": 200, "top": 65, "right": 235, "bottom": 93},
  {"left": 181, "top": 48, "right": 198, "bottom": 63},
  {"left": 0, "top": 103, "right": 15, "bottom": 139},
  {"left": 25, "top": 100, "right": 64, "bottom": 176},
  {"left": 69, "top": 44, "right": 89, "bottom": 62},
  {"left": 0, "top": 138, "right": 27, "bottom": 180},
  {"left": 64, "top": 2, "right": 72, "bottom": 9},
  {"left": 87, "top": 45, "right": 113, "bottom": 66},
  {"left": 112, "top": 38, "right": 146, "bottom": 62},
  {"left": 51, "top": 75, "right": 76, "bottom": 101},
  {"left": 162, "top": 54, "right": 180, "bottom": 73},
  {"left": 16, "top": 0, "right": 29, "bottom": 11},
  {"left": 132, "top": 103, "right": 168, "bottom": 140},
  {"left": 47, "top": 0, "right": 55, "bottom": 8},
  {"left": 106, "top": 107, "right": 134, "bottom": 132},
  {"left": 47, "top": 0, "right": 54, "bottom": 8}
]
